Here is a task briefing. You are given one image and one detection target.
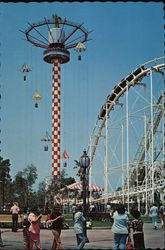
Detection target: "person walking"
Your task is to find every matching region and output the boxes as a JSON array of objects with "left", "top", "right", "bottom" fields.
[
  {"left": 49, "top": 204, "right": 64, "bottom": 250},
  {"left": 112, "top": 203, "right": 130, "bottom": 250},
  {"left": 10, "top": 202, "right": 20, "bottom": 232},
  {"left": 159, "top": 202, "right": 165, "bottom": 228},
  {"left": 149, "top": 203, "right": 158, "bottom": 229},
  {"left": 28, "top": 208, "right": 42, "bottom": 250},
  {"left": 74, "top": 204, "right": 86, "bottom": 250},
  {"left": 131, "top": 210, "right": 145, "bottom": 250}
]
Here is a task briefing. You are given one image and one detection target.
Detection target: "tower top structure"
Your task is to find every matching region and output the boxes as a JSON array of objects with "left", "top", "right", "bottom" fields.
[{"left": 22, "top": 14, "right": 91, "bottom": 64}]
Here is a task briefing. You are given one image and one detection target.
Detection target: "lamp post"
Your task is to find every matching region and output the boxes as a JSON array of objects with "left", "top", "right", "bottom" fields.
[{"left": 79, "top": 149, "right": 90, "bottom": 240}]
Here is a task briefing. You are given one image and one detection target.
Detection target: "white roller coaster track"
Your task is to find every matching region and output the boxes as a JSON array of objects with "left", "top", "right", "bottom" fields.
[
  {"left": 87, "top": 56, "right": 165, "bottom": 213},
  {"left": 88, "top": 56, "right": 165, "bottom": 161}
]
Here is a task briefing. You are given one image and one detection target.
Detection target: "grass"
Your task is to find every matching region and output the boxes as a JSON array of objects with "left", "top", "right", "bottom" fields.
[
  {"left": 0, "top": 213, "right": 112, "bottom": 228},
  {"left": 63, "top": 213, "right": 113, "bottom": 227},
  {"left": 0, "top": 214, "right": 47, "bottom": 222},
  {"left": 0, "top": 213, "right": 155, "bottom": 229}
]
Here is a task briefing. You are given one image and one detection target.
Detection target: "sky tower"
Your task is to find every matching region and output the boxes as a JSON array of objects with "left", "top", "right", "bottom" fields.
[{"left": 22, "top": 14, "right": 90, "bottom": 180}]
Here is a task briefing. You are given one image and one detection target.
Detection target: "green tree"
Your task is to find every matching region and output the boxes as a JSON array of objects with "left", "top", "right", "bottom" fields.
[
  {"left": 13, "top": 164, "right": 38, "bottom": 209},
  {"left": 35, "top": 181, "right": 47, "bottom": 210},
  {"left": 60, "top": 168, "right": 75, "bottom": 187},
  {"left": 24, "top": 164, "right": 38, "bottom": 191},
  {"left": 13, "top": 171, "right": 28, "bottom": 208},
  {"left": 0, "top": 156, "right": 12, "bottom": 208}
]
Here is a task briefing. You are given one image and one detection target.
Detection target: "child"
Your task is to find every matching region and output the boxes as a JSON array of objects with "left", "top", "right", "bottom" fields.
[
  {"left": 131, "top": 210, "right": 145, "bottom": 250},
  {"left": 28, "top": 208, "right": 42, "bottom": 250},
  {"left": 23, "top": 208, "right": 30, "bottom": 250}
]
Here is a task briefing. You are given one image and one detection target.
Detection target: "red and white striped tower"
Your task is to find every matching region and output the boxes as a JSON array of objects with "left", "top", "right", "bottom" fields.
[
  {"left": 43, "top": 18, "right": 70, "bottom": 181},
  {"left": 52, "top": 59, "right": 61, "bottom": 178},
  {"left": 23, "top": 14, "right": 89, "bottom": 181}
]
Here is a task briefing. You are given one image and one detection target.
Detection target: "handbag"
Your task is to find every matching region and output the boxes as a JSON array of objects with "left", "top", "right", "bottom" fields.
[
  {"left": 149, "top": 212, "right": 152, "bottom": 218},
  {"left": 126, "top": 235, "right": 133, "bottom": 250},
  {"left": 45, "top": 220, "right": 52, "bottom": 229}
]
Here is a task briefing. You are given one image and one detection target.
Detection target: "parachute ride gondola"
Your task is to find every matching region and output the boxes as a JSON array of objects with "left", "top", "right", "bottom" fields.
[
  {"left": 32, "top": 90, "right": 42, "bottom": 108},
  {"left": 20, "top": 63, "right": 31, "bottom": 81},
  {"left": 61, "top": 150, "right": 69, "bottom": 168},
  {"left": 74, "top": 42, "right": 86, "bottom": 61},
  {"left": 41, "top": 131, "right": 52, "bottom": 151}
]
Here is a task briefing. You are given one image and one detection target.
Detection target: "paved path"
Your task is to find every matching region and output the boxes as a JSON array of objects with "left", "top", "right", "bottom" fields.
[{"left": 1, "top": 223, "right": 164, "bottom": 249}]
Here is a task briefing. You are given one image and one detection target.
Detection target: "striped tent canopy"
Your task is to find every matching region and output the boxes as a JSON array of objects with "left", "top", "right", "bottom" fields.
[{"left": 67, "top": 181, "right": 104, "bottom": 192}]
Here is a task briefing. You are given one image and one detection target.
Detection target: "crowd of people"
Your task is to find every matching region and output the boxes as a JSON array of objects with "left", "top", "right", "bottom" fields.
[{"left": 0, "top": 201, "right": 164, "bottom": 250}]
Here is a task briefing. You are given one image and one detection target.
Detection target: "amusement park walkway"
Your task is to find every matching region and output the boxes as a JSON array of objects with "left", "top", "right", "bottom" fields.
[{"left": 1, "top": 223, "right": 164, "bottom": 250}]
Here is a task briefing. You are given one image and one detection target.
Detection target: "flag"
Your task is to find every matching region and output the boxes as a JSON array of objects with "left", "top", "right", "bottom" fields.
[{"left": 61, "top": 150, "right": 69, "bottom": 159}]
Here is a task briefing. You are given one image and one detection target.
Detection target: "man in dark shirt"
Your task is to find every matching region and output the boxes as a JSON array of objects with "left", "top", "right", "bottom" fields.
[{"left": 50, "top": 204, "right": 64, "bottom": 250}]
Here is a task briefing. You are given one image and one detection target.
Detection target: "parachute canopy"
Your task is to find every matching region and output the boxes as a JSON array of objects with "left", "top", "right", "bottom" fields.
[
  {"left": 32, "top": 90, "right": 41, "bottom": 100},
  {"left": 41, "top": 131, "right": 52, "bottom": 142},
  {"left": 20, "top": 63, "right": 31, "bottom": 73},
  {"left": 61, "top": 150, "right": 69, "bottom": 159},
  {"left": 74, "top": 42, "right": 86, "bottom": 53}
]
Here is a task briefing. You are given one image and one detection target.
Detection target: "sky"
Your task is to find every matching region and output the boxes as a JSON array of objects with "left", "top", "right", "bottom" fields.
[{"left": 0, "top": 1, "right": 164, "bottom": 191}]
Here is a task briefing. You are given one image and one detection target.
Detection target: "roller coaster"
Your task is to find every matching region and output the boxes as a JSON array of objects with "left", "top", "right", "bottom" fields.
[{"left": 87, "top": 56, "right": 165, "bottom": 213}]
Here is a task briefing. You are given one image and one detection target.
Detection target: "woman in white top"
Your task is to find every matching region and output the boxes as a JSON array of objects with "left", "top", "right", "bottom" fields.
[
  {"left": 149, "top": 203, "right": 158, "bottom": 229},
  {"left": 112, "top": 203, "right": 130, "bottom": 250}
]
